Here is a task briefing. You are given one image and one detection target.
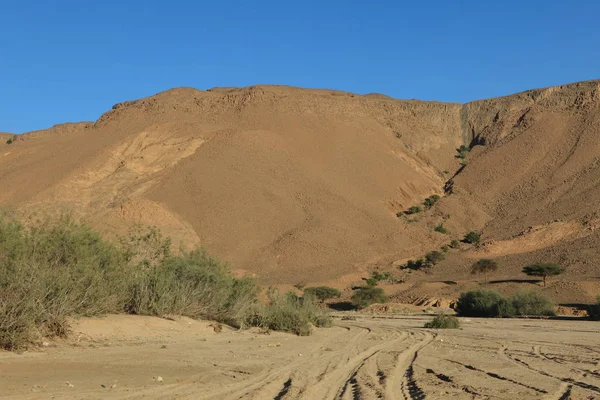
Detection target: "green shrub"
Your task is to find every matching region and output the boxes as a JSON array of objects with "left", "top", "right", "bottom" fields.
[
  {"left": 456, "top": 145, "right": 469, "bottom": 159},
  {"left": 423, "top": 194, "right": 441, "bottom": 209},
  {"left": 449, "top": 239, "right": 460, "bottom": 249},
  {"left": 247, "top": 289, "right": 330, "bottom": 336},
  {"left": 0, "top": 214, "right": 330, "bottom": 350},
  {"left": 511, "top": 291, "right": 555, "bottom": 316},
  {"left": 406, "top": 206, "right": 422, "bottom": 215},
  {"left": 424, "top": 315, "right": 460, "bottom": 329},
  {"left": 456, "top": 290, "right": 515, "bottom": 318},
  {"left": 351, "top": 286, "right": 387, "bottom": 309},
  {"left": 434, "top": 224, "right": 449, "bottom": 234},
  {"left": 425, "top": 251, "right": 445, "bottom": 266},
  {"left": 441, "top": 245, "right": 450, "bottom": 253},
  {"left": 303, "top": 286, "right": 341, "bottom": 302},
  {"left": 588, "top": 296, "right": 600, "bottom": 320},
  {"left": 463, "top": 231, "right": 481, "bottom": 244},
  {"left": 522, "top": 263, "right": 564, "bottom": 287},
  {"left": 401, "top": 259, "right": 427, "bottom": 270}
]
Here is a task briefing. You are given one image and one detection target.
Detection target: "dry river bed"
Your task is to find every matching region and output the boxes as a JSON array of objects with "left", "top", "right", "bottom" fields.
[{"left": 0, "top": 313, "right": 599, "bottom": 399}]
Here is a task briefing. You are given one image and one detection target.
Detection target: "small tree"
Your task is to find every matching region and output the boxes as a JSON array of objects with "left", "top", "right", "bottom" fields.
[
  {"left": 471, "top": 259, "right": 498, "bottom": 283},
  {"left": 425, "top": 251, "right": 445, "bottom": 266},
  {"left": 351, "top": 286, "right": 387, "bottom": 309},
  {"left": 463, "top": 231, "right": 481, "bottom": 244},
  {"left": 303, "top": 286, "right": 341, "bottom": 303},
  {"left": 522, "top": 263, "right": 564, "bottom": 287}
]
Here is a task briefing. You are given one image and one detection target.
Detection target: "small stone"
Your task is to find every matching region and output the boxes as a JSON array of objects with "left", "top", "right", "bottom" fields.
[
  {"left": 111, "top": 384, "right": 117, "bottom": 389},
  {"left": 65, "top": 381, "right": 74, "bottom": 388},
  {"left": 42, "top": 342, "right": 50, "bottom": 347},
  {"left": 153, "top": 376, "right": 163, "bottom": 382}
]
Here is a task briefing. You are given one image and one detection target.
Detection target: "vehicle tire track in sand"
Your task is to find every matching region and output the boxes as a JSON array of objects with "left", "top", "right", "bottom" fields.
[{"left": 385, "top": 331, "right": 433, "bottom": 400}]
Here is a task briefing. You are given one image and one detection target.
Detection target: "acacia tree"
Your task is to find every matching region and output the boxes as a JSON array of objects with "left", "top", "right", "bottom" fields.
[
  {"left": 471, "top": 259, "right": 498, "bottom": 283},
  {"left": 522, "top": 263, "right": 564, "bottom": 287}
]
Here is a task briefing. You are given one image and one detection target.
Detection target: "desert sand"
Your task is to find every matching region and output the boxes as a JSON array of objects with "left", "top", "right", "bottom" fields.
[{"left": 1, "top": 313, "right": 598, "bottom": 399}]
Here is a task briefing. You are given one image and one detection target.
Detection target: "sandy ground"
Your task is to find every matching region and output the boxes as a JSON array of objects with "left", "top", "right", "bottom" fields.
[{"left": 1, "top": 314, "right": 599, "bottom": 400}]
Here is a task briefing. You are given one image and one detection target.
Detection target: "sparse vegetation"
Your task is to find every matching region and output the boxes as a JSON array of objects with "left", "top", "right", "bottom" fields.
[
  {"left": 588, "top": 296, "right": 600, "bottom": 320},
  {"left": 456, "top": 145, "right": 470, "bottom": 159},
  {"left": 400, "top": 258, "right": 426, "bottom": 271},
  {"left": 248, "top": 289, "right": 331, "bottom": 336},
  {"left": 405, "top": 205, "right": 422, "bottom": 215},
  {"left": 6, "top": 136, "right": 15, "bottom": 145},
  {"left": 425, "top": 250, "right": 445, "bottom": 266},
  {"left": 471, "top": 259, "right": 498, "bottom": 283},
  {"left": 0, "top": 214, "right": 329, "bottom": 350},
  {"left": 394, "top": 132, "right": 402, "bottom": 139},
  {"left": 511, "top": 291, "right": 555, "bottom": 316},
  {"left": 423, "top": 194, "right": 441, "bottom": 209},
  {"left": 463, "top": 231, "right": 481, "bottom": 244},
  {"left": 440, "top": 244, "right": 450, "bottom": 253},
  {"left": 351, "top": 286, "right": 387, "bottom": 309},
  {"left": 424, "top": 314, "right": 460, "bottom": 329},
  {"left": 449, "top": 239, "right": 460, "bottom": 249},
  {"left": 434, "top": 224, "right": 449, "bottom": 234},
  {"left": 522, "top": 263, "right": 564, "bottom": 287},
  {"left": 456, "top": 290, "right": 515, "bottom": 318},
  {"left": 303, "top": 286, "right": 341, "bottom": 303}
]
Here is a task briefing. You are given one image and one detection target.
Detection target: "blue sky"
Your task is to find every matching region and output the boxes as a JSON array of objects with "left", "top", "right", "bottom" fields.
[{"left": 1, "top": 0, "right": 599, "bottom": 133}]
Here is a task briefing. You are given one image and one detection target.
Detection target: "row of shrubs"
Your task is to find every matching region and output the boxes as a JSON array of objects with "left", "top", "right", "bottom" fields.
[
  {"left": 400, "top": 194, "right": 442, "bottom": 216},
  {"left": 0, "top": 214, "right": 330, "bottom": 350},
  {"left": 457, "top": 289, "right": 555, "bottom": 317},
  {"left": 399, "top": 232, "right": 481, "bottom": 272}
]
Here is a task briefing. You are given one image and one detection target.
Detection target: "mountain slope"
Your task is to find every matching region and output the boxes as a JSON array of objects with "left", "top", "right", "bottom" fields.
[{"left": 1, "top": 81, "right": 600, "bottom": 294}]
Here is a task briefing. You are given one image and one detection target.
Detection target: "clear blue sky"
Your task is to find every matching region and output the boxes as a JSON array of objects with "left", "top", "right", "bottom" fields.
[{"left": 2, "top": 0, "right": 599, "bottom": 133}]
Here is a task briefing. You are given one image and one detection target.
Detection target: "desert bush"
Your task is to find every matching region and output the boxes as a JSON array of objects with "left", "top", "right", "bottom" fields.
[
  {"left": 441, "top": 245, "right": 450, "bottom": 253},
  {"left": 351, "top": 286, "right": 387, "bottom": 309},
  {"left": 588, "top": 296, "right": 600, "bottom": 320},
  {"left": 405, "top": 206, "right": 422, "bottom": 215},
  {"left": 456, "top": 290, "right": 515, "bottom": 318},
  {"left": 0, "top": 215, "right": 129, "bottom": 349},
  {"left": 471, "top": 259, "right": 498, "bottom": 283},
  {"left": 456, "top": 145, "right": 469, "bottom": 159},
  {"left": 522, "top": 263, "right": 564, "bottom": 287},
  {"left": 449, "top": 239, "right": 460, "bottom": 249},
  {"left": 434, "top": 224, "right": 448, "bottom": 234},
  {"left": 0, "top": 214, "right": 329, "bottom": 350},
  {"left": 125, "top": 249, "right": 258, "bottom": 326},
  {"left": 423, "top": 194, "right": 441, "bottom": 209},
  {"left": 400, "top": 258, "right": 426, "bottom": 271},
  {"left": 425, "top": 251, "right": 445, "bottom": 266},
  {"left": 424, "top": 314, "right": 460, "bottom": 329},
  {"left": 463, "top": 231, "right": 481, "bottom": 244},
  {"left": 247, "top": 289, "right": 330, "bottom": 336},
  {"left": 303, "top": 286, "right": 341, "bottom": 303},
  {"left": 511, "top": 291, "right": 555, "bottom": 316}
]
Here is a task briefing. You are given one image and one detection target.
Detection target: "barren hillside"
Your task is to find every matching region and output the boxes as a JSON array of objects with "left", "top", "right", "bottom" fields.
[{"left": 2, "top": 81, "right": 600, "bottom": 300}]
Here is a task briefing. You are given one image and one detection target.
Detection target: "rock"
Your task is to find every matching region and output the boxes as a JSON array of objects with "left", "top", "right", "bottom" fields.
[{"left": 153, "top": 376, "right": 163, "bottom": 382}]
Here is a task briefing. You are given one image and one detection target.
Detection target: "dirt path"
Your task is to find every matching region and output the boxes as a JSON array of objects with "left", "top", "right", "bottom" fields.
[{"left": 1, "top": 314, "right": 599, "bottom": 399}]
